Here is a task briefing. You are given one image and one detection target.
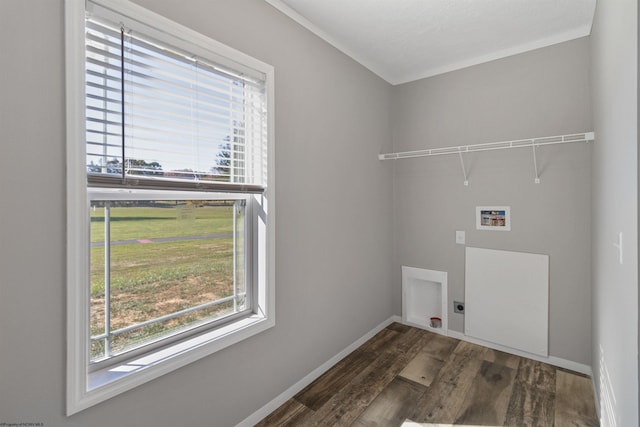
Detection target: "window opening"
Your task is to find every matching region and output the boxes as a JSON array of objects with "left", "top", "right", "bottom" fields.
[{"left": 89, "top": 198, "right": 248, "bottom": 364}]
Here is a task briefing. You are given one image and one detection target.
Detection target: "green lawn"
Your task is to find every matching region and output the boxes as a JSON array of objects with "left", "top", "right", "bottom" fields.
[
  {"left": 89, "top": 202, "right": 243, "bottom": 360},
  {"left": 90, "top": 202, "right": 235, "bottom": 242}
]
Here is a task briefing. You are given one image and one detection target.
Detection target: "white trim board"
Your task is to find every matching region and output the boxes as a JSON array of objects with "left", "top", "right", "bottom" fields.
[
  {"left": 236, "top": 315, "right": 402, "bottom": 427},
  {"left": 446, "top": 330, "right": 592, "bottom": 376}
]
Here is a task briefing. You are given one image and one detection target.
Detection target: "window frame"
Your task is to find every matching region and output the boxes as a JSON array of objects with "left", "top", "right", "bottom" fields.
[{"left": 65, "top": 0, "right": 275, "bottom": 415}]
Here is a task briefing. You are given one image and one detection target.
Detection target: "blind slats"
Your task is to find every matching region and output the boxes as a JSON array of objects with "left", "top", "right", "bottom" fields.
[{"left": 85, "top": 13, "right": 267, "bottom": 190}]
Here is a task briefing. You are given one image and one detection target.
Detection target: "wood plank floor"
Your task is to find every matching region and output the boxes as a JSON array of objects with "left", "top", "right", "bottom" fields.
[{"left": 256, "top": 323, "right": 599, "bottom": 427}]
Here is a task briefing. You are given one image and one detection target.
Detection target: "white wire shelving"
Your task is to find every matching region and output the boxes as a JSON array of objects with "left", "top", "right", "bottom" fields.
[{"left": 379, "top": 131, "right": 594, "bottom": 185}]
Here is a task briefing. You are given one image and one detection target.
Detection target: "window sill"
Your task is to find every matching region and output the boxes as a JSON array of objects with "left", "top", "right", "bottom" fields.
[{"left": 72, "top": 314, "right": 274, "bottom": 415}]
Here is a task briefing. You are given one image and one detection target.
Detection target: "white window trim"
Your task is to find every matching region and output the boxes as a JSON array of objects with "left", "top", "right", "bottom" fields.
[{"left": 65, "top": 0, "right": 275, "bottom": 415}]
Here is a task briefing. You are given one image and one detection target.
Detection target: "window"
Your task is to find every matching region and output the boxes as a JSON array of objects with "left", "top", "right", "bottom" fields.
[
  {"left": 66, "top": 0, "right": 274, "bottom": 414},
  {"left": 88, "top": 194, "right": 250, "bottom": 367}
]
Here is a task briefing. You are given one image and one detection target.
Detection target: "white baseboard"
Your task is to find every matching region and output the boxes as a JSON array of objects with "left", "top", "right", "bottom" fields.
[
  {"left": 236, "top": 315, "right": 402, "bottom": 427},
  {"left": 446, "top": 330, "right": 593, "bottom": 376}
]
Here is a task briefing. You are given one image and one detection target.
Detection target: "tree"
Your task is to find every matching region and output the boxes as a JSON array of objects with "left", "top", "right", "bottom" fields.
[
  {"left": 87, "top": 158, "right": 163, "bottom": 176},
  {"left": 106, "top": 157, "right": 122, "bottom": 174},
  {"left": 126, "top": 158, "right": 163, "bottom": 176},
  {"left": 211, "top": 137, "right": 232, "bottom": 182},
  {"left": 87, "top": 161, "right": 101, "bottom": 173}
]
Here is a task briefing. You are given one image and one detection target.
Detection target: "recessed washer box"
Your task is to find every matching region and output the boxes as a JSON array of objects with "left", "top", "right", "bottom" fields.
[{"left": 401, "top": 266, "right": 448, "bottom": 335}]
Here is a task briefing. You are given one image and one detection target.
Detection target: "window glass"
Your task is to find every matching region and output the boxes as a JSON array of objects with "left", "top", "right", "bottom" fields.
[{"left": 89, "top": 199, "right": 247, "bottom": 362}]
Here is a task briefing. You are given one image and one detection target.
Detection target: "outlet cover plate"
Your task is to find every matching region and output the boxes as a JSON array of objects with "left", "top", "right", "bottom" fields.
[{"left": 454, "top": 301, "right": 465, "bottom": 314}]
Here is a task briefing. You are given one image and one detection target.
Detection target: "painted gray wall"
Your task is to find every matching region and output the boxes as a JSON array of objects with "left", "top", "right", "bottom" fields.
[
  {"left": 0, "top": 1, "right": 394, "bottom": 426},
  {"left": 590, "top": 0, "right": 639, "bottom": 425},
  {"left": 391, "top": 38, "right": 593, "bottom": 365},
  {"left": 2, "top": 0, "right": 637, "bottom": 425}
]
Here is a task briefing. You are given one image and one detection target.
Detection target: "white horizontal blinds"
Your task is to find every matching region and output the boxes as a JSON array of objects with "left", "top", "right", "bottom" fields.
[
  {"left": 85, "top": 12, "right": 267, "bottom": 192},
  {"left": 86, "top": 19, "right": 124, "bottom": 176},
  {"left": 243, "top": 81, "right": 268, "bottom": 186}
]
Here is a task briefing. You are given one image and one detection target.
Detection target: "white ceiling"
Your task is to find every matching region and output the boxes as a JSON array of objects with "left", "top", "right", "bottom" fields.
[{"left": 265, "top": 0, "right": 596, "bottom": 85}]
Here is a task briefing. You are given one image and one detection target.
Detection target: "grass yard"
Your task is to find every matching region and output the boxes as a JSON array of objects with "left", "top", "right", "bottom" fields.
[
  {"left": 90, "top": 202, "right": 244, "bottom": 360},
  {"left": 90, "top": 201, "right": 235, "bottom": 242}
]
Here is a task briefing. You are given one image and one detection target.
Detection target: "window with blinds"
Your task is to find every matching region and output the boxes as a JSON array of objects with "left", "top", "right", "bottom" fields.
[
  {"left": 66, "top": 0, "right": 274, "bottom": 413},
  {"left": 85, "top": 8, "right": 268, "bottom": 192}
]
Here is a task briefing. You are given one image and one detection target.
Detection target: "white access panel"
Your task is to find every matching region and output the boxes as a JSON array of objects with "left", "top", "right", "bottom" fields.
[{"left": 465, "top": 247, "right": 549, "bottom": 357}]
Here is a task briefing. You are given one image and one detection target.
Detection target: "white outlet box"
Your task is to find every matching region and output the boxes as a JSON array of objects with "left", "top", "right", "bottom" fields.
[{"left": 456, "top": 230, "right": 465, "bottom": 245}]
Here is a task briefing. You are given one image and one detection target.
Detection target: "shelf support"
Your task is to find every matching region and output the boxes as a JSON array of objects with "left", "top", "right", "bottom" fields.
[
  {"left": 458, "top": 151, "right": 469, "bottom": 186},
  {"left": 532, "top": 143, "right": 540, "bottom": 184}
]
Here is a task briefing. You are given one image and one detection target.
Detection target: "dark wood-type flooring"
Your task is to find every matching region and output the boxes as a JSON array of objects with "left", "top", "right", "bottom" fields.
[{"left": 256, "top": 323, "right": 599, "bottom": 426}]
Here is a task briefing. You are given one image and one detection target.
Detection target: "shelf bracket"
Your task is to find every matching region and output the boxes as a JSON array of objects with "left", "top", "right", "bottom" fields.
[
  {"left": 532, "top": 144, "right": 540, "bottom": 184},
  {"left": 458, "top": 151, "right": 469, "bottom": 186}
]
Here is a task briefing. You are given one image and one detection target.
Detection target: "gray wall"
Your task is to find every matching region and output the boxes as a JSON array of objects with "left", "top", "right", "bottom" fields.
[
  {"left": 391, "top": 38, "right": 593, "bottom": 365},
  {"left": 0, "top": 1, "right": 394, "bottom": 426},
  {"left": 590, "top": 0, "right": 639, "bottom": 425},
  {"left": 2, "top": 0, "right": 637, "bottom": 425}
]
